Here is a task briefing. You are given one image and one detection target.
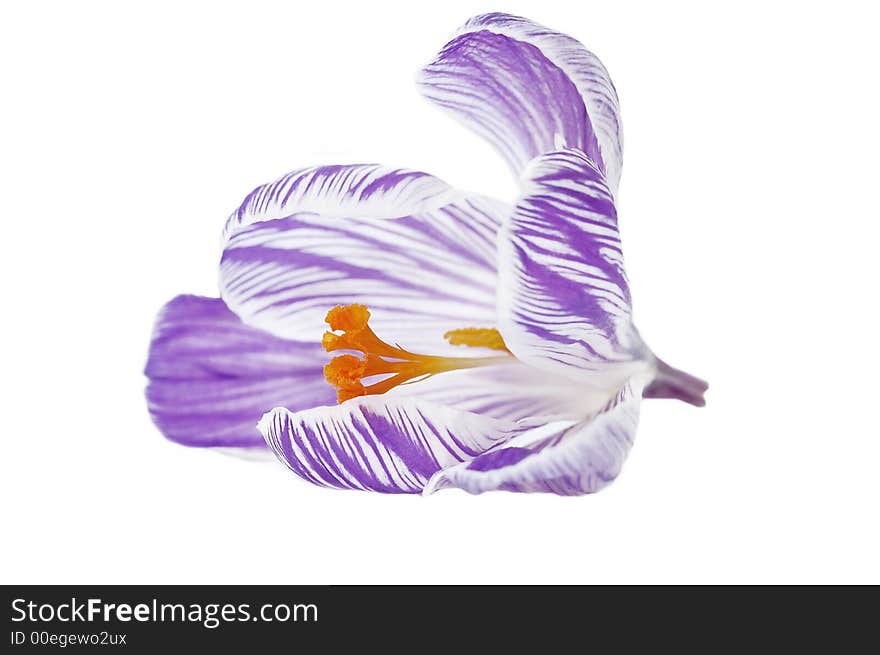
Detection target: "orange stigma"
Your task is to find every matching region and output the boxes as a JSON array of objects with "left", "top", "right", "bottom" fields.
[{"left": 322, "top": 304, "right": 512, "bottom": 403}]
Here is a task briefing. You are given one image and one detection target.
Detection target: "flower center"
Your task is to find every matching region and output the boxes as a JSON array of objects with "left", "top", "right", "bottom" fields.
[{"left": 322, "top": 304, "right": 512, "bottom": 403}]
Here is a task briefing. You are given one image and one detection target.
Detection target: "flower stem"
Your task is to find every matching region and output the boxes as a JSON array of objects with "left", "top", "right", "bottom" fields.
[{"left": 643, "top": 358, "right": 708, "bottom": 407}]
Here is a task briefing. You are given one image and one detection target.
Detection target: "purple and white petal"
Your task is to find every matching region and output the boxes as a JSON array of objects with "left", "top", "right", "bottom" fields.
[
  {"left": 145, "top": 295, "right": 335, "bottom": 448},
  {"left": 259, "top": 397, "right": 517, "bottom": 493},
  {"left": 390, "top": 361, "right": 608, "bottom": 424},
  {"left": 497, "top": 149, "right": 649, "bottom": 384},
  {"left": 219, "top": 164, "right": 506, "bottom": 355},
  {"left": 424, "top": 380, "right": 643, "bottom": 496},
  {"left": 222, "top": 164, "right": 458, "bottom": 238},
  {"left": 419, "top": 12, "right": 623, "bottom": 192}
]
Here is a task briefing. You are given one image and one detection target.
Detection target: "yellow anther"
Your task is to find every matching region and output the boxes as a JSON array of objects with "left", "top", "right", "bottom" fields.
[{"left": 444, "top": 327, "right": 509, "bottom": 352}]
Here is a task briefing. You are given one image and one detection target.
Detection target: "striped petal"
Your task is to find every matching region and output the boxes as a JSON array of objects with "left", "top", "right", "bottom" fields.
[
  {"left": 222, "top": 164, "right": 458, "bottom": 239},
  {"left": 259, "top": 397, "right": 517, "bottom": 493},
  {"left": 424, "top": 380, "right": 643, "bottom": 496},
  {"left": 497, "top": 149, "right": 649, "bottom": 385},
  {"left": 419, "top": 12, "right": 623, "bottom": 192},
  {"left": 220, "top": 164, "right": 506, "bottom": 355},
  {"left": 145, "top": 295, "right": 334, "bottom": 447}
]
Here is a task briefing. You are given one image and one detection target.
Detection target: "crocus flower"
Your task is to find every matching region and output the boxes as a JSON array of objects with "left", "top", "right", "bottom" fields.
[{"left": 145, "top": 13, "right": 706, "bottom": 495}]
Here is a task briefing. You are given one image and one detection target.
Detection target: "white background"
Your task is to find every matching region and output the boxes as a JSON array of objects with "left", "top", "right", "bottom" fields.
[{"left": 2, "top": 1, "right": 877, "bottom": 584}]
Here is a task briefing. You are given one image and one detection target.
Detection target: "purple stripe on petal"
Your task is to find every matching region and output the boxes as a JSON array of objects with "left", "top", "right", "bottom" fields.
[
  {"left": 466, "top": 447, "right": 532, "bottom": 472},
  {"left": 425, "top": 380, "right": 643, "bottom": 496},
  {"left": 259, "top": 397, "right": 517, "bottom": 493},
  {"left": 145, "top": 295, "right": 334, "bottom": 448},
  {"left": 419, "top": 13, "right": 623, "bottom": 192},
  {"left": 497, "top": 149, "right": 649, "bottom": 383}
]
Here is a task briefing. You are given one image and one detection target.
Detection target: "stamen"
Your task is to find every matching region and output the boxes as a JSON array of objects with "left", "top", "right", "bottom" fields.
[
  {"left": 322, "top": 304, "right": 513, "bottom": 403},
  {"left": 444, "top": 327, "right": 509, "bottom": 352}
]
